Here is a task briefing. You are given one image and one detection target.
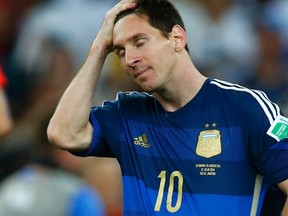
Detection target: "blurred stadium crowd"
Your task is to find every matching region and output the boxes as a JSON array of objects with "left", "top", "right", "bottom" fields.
[{"left": 0, "top": 0, "right": 287, "bottom": 215}]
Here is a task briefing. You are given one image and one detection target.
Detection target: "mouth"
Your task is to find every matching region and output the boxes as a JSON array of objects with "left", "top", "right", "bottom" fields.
[{"left": 135, "top": 67, "right": 151, "bottom": 79}]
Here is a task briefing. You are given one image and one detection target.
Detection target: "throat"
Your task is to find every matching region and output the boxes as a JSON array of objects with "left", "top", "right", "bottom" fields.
[
  {"left": 154, "top": 76, "right": 207, "bottom": 112},
  {"left": 154, "top": 93, "right": 191, "bottom": 112}
]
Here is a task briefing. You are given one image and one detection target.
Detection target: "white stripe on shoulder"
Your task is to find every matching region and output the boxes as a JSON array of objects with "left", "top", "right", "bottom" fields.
[{"left": 210, "top": 79, "right": 280, "bottom": 124}]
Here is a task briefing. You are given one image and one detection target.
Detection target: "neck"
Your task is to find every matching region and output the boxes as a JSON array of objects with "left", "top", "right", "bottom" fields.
[{"left": 154, "top": 57, "right": 207, "bottom": 112}]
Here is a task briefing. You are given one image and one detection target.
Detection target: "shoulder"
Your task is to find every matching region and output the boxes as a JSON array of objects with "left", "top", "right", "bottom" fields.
[
  {"left": 116, "top": 91, "right": 156, "bottom": 114},
  {"left": 208, "top": 78, "right": 258, "bottom": 99},
  {"left": 208, "top": 79, "right": 281, "bottom": 124},
  {"left": 208, "top": 78, "right": 273, "bottom": 103},
  {"left": 101, "top": 91, "right": 154, "bottom": 108},
  {"left": 92, "top": 91, "right": 155, "bottom": 116},
  {"left": 116, "top": 91, "right": 154, "bottom": 102}
]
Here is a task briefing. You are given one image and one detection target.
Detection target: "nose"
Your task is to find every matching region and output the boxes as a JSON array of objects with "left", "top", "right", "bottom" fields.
[{"left": 125, "top": 47, "right": 140, "bottom": 67}]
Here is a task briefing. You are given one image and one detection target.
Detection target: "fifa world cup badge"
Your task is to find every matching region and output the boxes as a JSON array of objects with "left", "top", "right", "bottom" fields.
[{"left": 267, "top": 115, "right": 288, "bottom": 141}]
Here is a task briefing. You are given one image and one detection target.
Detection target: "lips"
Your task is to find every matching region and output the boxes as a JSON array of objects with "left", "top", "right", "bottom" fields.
[{"left": 135, "top": 67, "right": 150, "bottom": 78}]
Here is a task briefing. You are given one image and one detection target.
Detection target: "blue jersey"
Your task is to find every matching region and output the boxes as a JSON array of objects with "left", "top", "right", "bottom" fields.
[{"left": 76, "top": 78, "right": 288, "bottom": 216}]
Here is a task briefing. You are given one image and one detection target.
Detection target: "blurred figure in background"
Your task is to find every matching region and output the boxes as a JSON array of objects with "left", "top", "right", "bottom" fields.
[
  {"left": 175, "top": 0, "right": 259, "bottom": 84},
  {"left": 9, "top": 0, "right": 136, "bottom": 106},
  {"left": 0, "top": 36, "right": 74, "bottom": 181},
  {"left": 0, "top": 113, "right": 105, "bottom": 216},
  {"left": 1, "top": 0, "right": 124, "bottom": 215},
  {"left": 0, "top": 65, "right": 13, "bottom": 138},
  {"left": 247, "top": 0, "right": 288, "bottom": 116},
  {"left": 0, "top": 0, "right": 39, "bottom": 65},
  {"left": 249, "top": 2, "right": 288, "bottom": 214}
]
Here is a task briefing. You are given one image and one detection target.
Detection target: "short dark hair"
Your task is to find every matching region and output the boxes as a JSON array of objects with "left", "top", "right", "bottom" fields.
[{"left": 115, "top": 0, "right": 189, "bottom": 53}]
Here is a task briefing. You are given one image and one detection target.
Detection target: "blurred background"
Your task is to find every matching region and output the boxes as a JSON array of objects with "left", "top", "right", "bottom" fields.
[{"left": 0, "top": 0, "right": 287, "bottom": 215}]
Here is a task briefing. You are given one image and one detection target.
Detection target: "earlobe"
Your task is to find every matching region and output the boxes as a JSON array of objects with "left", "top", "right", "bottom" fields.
[{"left": 172, "top": 25, "right": 187, "bottom": 52}]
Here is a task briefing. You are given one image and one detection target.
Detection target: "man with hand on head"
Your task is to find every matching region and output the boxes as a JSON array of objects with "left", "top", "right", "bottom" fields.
[{"left": 48, "top": 0, "right": 288, "bottom": 215}]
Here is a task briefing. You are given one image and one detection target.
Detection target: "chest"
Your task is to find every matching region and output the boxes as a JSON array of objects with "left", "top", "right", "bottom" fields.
[{"left": 121, "top": 110, "right": 247, "bottom": 162}]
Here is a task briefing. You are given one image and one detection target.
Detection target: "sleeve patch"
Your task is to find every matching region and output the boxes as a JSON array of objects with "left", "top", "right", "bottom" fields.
[{"left": 267, "top": 115, "right": 288, "bottom": 141}]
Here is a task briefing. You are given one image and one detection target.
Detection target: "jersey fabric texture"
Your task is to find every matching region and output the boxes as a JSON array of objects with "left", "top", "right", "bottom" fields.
[{"left": 74, "top": 78, "right": 288, "bottom": 216}]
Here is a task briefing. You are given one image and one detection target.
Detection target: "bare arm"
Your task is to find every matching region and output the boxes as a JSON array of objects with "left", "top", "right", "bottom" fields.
[
  {"left": 47, "top": 0, "right": 137, "bottom": 151},
  {"left": 0, "top": 88, "right": 13, "bottom": 138},
  {"left": 279, "top": 180, "right": 288, "bottom": 216}
]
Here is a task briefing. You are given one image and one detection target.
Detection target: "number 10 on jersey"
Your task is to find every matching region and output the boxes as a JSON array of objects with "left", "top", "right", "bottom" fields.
[{"left": 154, "top": 171, "right": 183, "bottom": 213}]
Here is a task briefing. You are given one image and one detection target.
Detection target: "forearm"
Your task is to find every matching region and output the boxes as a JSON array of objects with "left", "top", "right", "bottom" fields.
[
  {"left": 282, "top": 198, "right": 288, "bottom": 216},
  {"left": 48, "top": 42, "right": 109, "bottom": 151},
  {"left": 278, "top": 180, "right": 288, "bottom": 216},
  {"left": 48, "top": 0, "right": 137, "bottom": 151},
  {"left": 0, "top": 88, "right": 13, "bottom": 137}
]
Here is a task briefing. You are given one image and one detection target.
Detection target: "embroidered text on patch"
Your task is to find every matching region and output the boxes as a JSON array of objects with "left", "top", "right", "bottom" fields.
[{"left": 267, "top": 115, "right": 288, "bottom": 141}]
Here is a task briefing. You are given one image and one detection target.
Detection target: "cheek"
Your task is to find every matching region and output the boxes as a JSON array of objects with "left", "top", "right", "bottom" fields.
[
  {"left": 121, "top": 63, "right": 134, "bottom": 77},
  {"left": 156, "top": 40, "right": 175, "bottom": 60},
  {"left": 145, "top": 42, "right": 174, "bottom": 66},
  {"left": 155, "top": 44, "right": 175, "bottom": 65}
]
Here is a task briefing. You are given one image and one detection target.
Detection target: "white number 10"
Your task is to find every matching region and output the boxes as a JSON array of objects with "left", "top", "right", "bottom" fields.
[{"left": 154, "top": 171, "right": 183, "bottom": 213}]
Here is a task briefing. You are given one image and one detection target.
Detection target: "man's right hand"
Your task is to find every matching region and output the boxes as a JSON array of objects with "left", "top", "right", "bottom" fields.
[{"left": 92, "top": 0, "right": 138, "bottom": 54}]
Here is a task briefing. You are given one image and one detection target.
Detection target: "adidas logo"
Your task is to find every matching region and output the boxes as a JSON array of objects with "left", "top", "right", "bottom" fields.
[{"left": 133, "top": 133, "right": 151, "bottom": 148}]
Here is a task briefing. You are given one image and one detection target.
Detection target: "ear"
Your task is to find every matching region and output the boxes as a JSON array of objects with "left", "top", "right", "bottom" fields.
[{"left": 171, "top": 25, "right": 187, "bottom": 52}]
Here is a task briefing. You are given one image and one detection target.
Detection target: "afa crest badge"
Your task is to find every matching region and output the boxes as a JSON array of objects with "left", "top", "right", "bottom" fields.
[{"left": 196, "top": 130, "right": 222, "bottom": 158}]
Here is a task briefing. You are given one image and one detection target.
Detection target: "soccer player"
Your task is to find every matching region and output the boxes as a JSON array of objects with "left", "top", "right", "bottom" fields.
[{"left": 47, "top": 0, "right": 288, "bottom": 215}]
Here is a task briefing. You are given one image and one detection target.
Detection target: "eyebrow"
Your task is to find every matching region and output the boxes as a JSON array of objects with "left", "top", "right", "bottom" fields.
[{"left": 112, "top": 33, "right": 147, "bottom": 51}]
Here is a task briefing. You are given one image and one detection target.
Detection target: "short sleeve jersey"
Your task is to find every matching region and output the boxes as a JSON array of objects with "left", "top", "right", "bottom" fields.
[{"left": 76, "top": 78, "right": 288, "bottom": 216}]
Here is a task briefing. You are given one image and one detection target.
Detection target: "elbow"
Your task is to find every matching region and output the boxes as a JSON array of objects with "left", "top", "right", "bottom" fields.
[
  {"left": 47, "top": 118, "right": 92, "bottom": 152},
  {"left": 47, "top": 120, "right": 62, "bottom": 148},
  {"left": 47, "top": 119, "right": 71, "bottom": 150},
  {"left": 0, "top": 121, "right": 13, "bottom": 138}
]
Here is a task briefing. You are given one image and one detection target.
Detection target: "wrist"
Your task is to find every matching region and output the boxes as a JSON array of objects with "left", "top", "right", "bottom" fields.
[{"left": 90, "top": 39, "right": 111, "bottom": 57}]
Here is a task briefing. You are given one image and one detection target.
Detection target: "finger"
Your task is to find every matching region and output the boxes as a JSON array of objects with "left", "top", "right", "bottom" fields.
[{"left": 108, "top": 0, "right": 137, "bottom": 18}]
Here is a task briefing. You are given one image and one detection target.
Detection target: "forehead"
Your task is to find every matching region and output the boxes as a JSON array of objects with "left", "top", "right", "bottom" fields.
[{"left": 113, "top": 14, "right": 155, "bottom": 44}]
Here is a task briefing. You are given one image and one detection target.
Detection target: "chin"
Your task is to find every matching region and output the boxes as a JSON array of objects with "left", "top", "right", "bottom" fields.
[{"left": 139, "top": 84, "right": 155, "bottom": 93}]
